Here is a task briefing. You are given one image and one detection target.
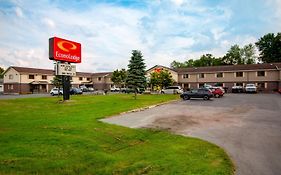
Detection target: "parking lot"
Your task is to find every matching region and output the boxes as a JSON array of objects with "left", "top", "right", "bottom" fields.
[{"left": 102, "top": 93, "right": 281, "bottom": 175}]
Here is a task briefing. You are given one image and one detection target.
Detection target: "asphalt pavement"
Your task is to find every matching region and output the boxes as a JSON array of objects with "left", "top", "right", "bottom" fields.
[{"left": 102, "top": 93, "right": 281, "bottom": 175}]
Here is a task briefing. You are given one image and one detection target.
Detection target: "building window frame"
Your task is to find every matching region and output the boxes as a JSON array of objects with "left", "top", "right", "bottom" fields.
[
  {"left": 257, "top": 71, "right": 265, "bottom": 77},
  {"left": 9, "top": 74, "right": 13, "bottom": 79},
  {"left": 29, "top": 74, "right": 35, "bottom": 79},
  {"left": 236, "top": 72, "right": 244, "bottom": 77},
  {"left": 79, "top": 77, "right": 83, "bottom": 81},
  {"left": 42, "top": 75, "right": 47, "bottom": 80},
  {"left": 183, "top": 74, "right": 189, "bottom": 79},
  {"left": 216, "top": 72, "right": 223, "bottom": 78},
  {"left": 8, "top": 84, "right": 14, "bottom": 90},
  {"left": 199, "top": 73, "right": 205, "bottom": 78},
  {"left": 98, "top": 77, "right": 102, "bottom": 81},
  {"left": 87, "top": 77, "right": 91, "bottom": 81}
]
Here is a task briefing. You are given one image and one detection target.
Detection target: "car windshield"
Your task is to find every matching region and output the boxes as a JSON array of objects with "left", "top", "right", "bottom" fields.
[{"left": 247, "top": 84, "right": 255, "bottom": 87}]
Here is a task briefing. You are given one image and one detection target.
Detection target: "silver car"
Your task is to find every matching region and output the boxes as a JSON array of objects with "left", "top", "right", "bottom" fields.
[{"left": 161, "top": 86, "right": 183, "bottom": 94}]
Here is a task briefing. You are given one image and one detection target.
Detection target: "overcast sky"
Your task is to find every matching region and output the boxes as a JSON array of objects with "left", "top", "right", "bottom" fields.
[{"left": 0, "top": 0, "right": 280, "bottom": 72}]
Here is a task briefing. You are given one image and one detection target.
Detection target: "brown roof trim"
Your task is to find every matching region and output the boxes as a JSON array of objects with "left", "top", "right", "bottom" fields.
[
  {"left": 92, "top": 72, "right": 113, "bottom": 77},
  {"left": 146, "top": 65, "right": 177, "bottom": 72},
  {"left": 175, "top": 63, "right": 281, "bottom": 73},
  {"left": 10, "top": 66, "right": 54, "bottom": 75}
]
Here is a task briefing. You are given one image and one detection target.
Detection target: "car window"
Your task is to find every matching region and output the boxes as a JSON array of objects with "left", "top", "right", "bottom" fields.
[{"left": 191, "top": 90, "right": 198, "bottom": 93}]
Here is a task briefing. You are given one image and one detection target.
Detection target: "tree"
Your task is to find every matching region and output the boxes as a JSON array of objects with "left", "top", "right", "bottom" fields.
[
  {"left": 51, "top": 75, "right": 63, "bottom": 96},
  {"left": 222, "top": 44, "right": 242, "bottom": 65},
  {"left": 241, "top": 44, "right": 256, "bottom": 64},
  {"left": 255, "top": 33, "right": 281, "bottom": 63},
  {"left": 0, "top": 67, "right": 4, "bottom": 78},
  {"left": 126, "top": 50, "right": 147, "bottom": 99},
  {"left": 149, "top": 70, "right": 173, "bottom": 91},
  {"left": 111, "top": 69, "right": 127, "bottom": 88}
]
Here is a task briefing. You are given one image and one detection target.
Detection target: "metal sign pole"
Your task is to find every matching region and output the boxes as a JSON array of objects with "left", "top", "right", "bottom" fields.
[{"left": 62, "top": 63, "right": 71, "bottom": 101}]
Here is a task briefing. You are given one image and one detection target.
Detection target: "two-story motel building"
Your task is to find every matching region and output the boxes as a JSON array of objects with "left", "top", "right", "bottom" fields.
[{"left": 2, "top": 62, "right": 281, "bottom": 94}]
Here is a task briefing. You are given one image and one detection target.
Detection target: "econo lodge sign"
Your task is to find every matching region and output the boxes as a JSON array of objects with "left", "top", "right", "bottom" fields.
[{"left": 49, "top": 37, "right": 81, "bottom": 63}]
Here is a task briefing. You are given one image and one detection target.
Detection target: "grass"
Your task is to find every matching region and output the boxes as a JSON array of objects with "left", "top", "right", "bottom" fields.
[{"left": 0, "top": 94, "right": 234, "bottom": 175}]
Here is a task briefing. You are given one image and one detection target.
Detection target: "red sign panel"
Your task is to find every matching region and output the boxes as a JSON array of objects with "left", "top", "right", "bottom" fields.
[{"left": 49, "top": 37, "right": 81, "bottom": 63}]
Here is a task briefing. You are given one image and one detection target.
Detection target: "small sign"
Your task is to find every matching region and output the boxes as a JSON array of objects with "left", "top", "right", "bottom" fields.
[
  {"left": 55, "top": 62, "right": 76, "bottom": 76},
  {"left": 49, "top": 37, "right": 81, "bottom": 63}
]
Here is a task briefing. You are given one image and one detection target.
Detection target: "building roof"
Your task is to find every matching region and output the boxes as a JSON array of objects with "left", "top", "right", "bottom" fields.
[
  {"left": 8, "top": 66, "right": 93, "bottom": 77},
  {"left": 92, "top": 72, "right": 112, "bottom": 77},
  {"left": 12, "top": 66, "right": 54, "bottom": 75},
  {"left": 175, "top": 63, "right": 281, "bottom": 73},
  {"left": 146, "top": 65, "right": 176, "bottom": 72},
  {"left": 76, "top": 72, "right": 93, "bottom": 77}
]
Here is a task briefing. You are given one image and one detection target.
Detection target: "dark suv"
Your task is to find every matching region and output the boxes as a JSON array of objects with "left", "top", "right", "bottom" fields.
[{"left": 180, "top": 88, "right": 213, "bottom": 100}]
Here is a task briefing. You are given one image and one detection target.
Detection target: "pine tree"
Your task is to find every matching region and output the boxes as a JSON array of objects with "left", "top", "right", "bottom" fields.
[{"left": 126, "top": 50, "right": 146, "bottom": 99}]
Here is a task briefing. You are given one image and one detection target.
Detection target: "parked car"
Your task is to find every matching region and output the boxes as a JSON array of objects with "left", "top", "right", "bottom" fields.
[
  {"left": 161, "top": 86, "right": 183, "bottom": 94},
  {"left": 245, "top": 84, "right": 257, "bottom": 93},
  {"left": 232, "top": 85, "right": 244, "bottom": 93},
  {"left": 50, "top": 88, "right": 63, "bottom": 96},
  {"left": 180, "top": 88, "right": 214, "bottom": 100},
  {"left": 210, "top": 87, "right": 224, "bottom": 98},
  {"left": 110, "top": 87, "right": 120, "bottom": 92},
  {"left": 121, "top": 87, "right": 144, "bottom": 94},
  {"left": 79, "top": 85, "right": 89, "bottom": 92},
  {"left": 70, "top": 88, "right": 83, "bottom": 95},
  {"left": 87, "top": 87, "right": 94, "bottom": 92}
]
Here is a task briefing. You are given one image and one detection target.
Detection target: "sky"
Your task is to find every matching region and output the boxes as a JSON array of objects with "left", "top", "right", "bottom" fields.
[{"left": 0, "top": 0, "right": 280, "bottom": 72}]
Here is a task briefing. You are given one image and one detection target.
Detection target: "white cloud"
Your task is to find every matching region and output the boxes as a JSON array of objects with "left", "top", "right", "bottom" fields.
[
  {"left": 14, "top": 6, "right": 23, "bottom": 18},
  {"left": 42, "top": 18, "right": 56, "bottom": 29},
  {"left": 0, "top": 0, "right": 279, "bottom": 72},
  {"left": 171, "top": 0, "right": 184, "bottom": 6}
]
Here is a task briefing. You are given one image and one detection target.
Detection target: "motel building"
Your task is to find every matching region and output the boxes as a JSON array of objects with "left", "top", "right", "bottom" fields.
[{"left": 2, "top": 62, "right": 281, "bottom": 94}]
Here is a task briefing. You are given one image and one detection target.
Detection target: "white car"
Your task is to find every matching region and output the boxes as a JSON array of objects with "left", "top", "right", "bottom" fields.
[
  {"left": 50, "top": 88, "right": 63, "bottom": 96},
  {"left": 245, "top": 84, "right": 257, "bottom": 93},
  {"left": 161, "top": 86, "right": 183, "bottom": 94}
]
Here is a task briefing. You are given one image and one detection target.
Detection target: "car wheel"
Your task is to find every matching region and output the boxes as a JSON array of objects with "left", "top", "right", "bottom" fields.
[
  {"left": 203, "top": 95, "right": 209, "bottom": 100},
  {"left": 183, "top": 95, "right": 190, "bottom": 100},
  {"left": 161, "top": 91, "right": 165, "bottom": 94},
  {"left": 51, "top": 93, "right": 54, "bottom": 96}
]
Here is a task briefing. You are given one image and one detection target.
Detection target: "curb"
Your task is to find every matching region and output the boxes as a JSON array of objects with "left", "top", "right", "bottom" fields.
[{"left": 119, "top": 99, "right": 180, "bottom": 115}]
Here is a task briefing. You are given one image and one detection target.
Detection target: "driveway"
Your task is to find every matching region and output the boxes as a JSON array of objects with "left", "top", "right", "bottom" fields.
[{"left": 102, "top": 94, "right": 281, "bottom": 175}]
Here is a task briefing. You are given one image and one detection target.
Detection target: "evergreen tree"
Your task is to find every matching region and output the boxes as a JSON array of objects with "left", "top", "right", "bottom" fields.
[{"left": 126, "top": 50, "right": 146, "bottom": 99}]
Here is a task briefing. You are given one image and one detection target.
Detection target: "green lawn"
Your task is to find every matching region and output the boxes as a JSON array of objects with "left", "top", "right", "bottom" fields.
[{"left": 0, "top": 94, "right": 234, "bottom": 175}]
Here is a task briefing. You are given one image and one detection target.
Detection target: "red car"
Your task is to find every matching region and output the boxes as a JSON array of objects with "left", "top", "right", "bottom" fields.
[{"left": 210, "top": 87, "right": 224, "bottom": 98}]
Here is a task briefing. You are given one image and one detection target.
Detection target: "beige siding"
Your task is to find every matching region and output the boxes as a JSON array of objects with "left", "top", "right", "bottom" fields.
[
  {"left": 3, "top": 68, "right": 20, "bottom": 83},
  {"left": 247, "top": 70, "right": 278, "bottom": 81},
  {"left": 20, "top": 74, "right": 54, "bottom": 84},
  {"left": 146, "top": 66, "right": 178, "bottom": 82}
]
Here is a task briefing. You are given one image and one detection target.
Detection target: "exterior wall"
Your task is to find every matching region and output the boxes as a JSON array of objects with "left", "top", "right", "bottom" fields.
[
  {"left": 72, "top": 76, "right": 92, "bottom": 85},
  {"left": 247, "top": 70, "right": 278, "bottom": 82},
  {"left": 3, "top": 68, "right": 20, "bottom": 83},
  {"left": 4, "top": 83, "right": 20, "bottom": 94},
  {"left": 20, "top": 74, "right": 54, "bottom": 84},
  {"left": 146, "top": 66, "right": 178, "bottom": 82}
]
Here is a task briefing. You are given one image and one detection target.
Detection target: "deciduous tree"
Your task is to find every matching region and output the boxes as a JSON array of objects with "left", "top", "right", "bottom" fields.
[{"left": 255, "top": 33, "right": 281, "bottom": 63}]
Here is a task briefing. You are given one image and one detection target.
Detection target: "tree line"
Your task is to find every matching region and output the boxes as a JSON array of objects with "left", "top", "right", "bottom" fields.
[{"left": 170, "top": 32, "right": 281, "bottom": 69}]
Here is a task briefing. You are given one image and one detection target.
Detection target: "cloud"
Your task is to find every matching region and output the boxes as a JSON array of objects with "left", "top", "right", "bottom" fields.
[
  {"left": 14, "top": 6, "right": 23, "bottom": 18},
  {"left": 0, "top": 0, "right": 280, "bottom": 72},
  {"left": 42, "top": 18, "right": 55, "bottom": 28}
]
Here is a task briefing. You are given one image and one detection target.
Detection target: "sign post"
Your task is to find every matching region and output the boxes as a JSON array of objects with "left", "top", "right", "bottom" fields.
[{"left": 49, "top": 37, "right": 81, "bottom": 101}]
